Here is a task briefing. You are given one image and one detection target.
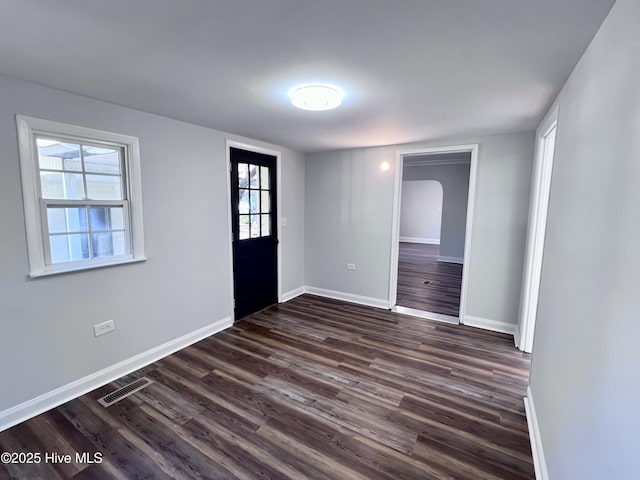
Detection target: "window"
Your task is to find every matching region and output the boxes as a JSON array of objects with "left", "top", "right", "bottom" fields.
[
  {"left": 17, "top": 116, "right": 146, "bottom": 277},
  {"left": 237, "top": 163, "right": 272, "bottom": 240}
]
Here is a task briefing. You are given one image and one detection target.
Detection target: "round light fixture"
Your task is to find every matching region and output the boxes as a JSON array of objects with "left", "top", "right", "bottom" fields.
[
  {"left": 380, "top": 161, "right": 390, "bottom": 171},
  {"left": 289, "top": 84, "right": 344, "bottom": 111}
]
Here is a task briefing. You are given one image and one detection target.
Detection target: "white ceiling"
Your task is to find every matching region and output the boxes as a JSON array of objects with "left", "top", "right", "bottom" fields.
[{"left": 0, "top": 0, "right": 614, "bottom": 152}]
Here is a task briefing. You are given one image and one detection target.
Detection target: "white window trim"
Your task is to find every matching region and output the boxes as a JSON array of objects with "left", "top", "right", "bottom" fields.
[{"left": 16, "top": 115, "right": 146, "bottom": 277}]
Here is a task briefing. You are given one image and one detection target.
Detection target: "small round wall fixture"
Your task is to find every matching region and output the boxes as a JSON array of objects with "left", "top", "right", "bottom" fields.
[
  {"left": 289, "top": 84, "right": 344, "bottom": 111},
  {"left": 380, "top": 161, "right": 390, "bottom": 171}
]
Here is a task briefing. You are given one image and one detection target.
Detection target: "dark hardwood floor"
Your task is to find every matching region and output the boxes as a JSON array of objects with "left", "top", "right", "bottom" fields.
[
  {"left": 0, "top": 295, "right": 533, "bottom": 479},
  {"left": 396, "top": 242, "right": 463, "bottom": 316}
]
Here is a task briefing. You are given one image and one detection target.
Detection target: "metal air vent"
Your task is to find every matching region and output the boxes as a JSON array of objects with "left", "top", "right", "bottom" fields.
[{"left": 98, "top": 377, "right": 153, "bottom": 407}]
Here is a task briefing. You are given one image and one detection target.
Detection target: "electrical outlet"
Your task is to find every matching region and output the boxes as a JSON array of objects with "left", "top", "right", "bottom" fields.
[
  {"left": 346, "top": 263, "right": 356, "bottom": 270},
  {"left": 94, "top": 320, "right": 115, "bottom": 337}
]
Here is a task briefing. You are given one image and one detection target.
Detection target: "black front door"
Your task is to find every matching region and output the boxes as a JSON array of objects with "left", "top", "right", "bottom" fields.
[{"left": 230, "top": 147, "right": 278, "bottom": 320}]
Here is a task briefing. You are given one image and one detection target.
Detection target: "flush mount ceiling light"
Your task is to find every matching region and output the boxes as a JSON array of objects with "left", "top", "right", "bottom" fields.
[{"left": 289, "top": 84, "right": 344, "bottom": 111}]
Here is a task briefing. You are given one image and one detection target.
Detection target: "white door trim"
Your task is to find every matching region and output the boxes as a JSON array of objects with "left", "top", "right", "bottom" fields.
[
  {"left": 225, "top": 140, "right": 283, "bottom": 321},
  {"left": 516, "top": 106, "right": 559, "bottom": 352},
  {"left": 388, "top": 144, "right": 479, "bottom": 325}
]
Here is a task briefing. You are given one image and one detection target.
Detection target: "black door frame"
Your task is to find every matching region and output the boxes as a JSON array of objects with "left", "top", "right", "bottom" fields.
[{"left": 225, "top": 140, "right": 281, "bottom": 321}]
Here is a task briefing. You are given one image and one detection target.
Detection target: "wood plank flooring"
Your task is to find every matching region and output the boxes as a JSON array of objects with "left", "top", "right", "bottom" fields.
[
  {"left": 0, "top": 295, "right": 533, "bottom": 479},
  {"left": 396, "top": 242, "right": 463, "bottom": 316}
]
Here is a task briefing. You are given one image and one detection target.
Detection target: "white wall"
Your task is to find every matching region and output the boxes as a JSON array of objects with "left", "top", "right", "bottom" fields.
[
  {"left": 0, "top": 74, "right": 305, "bottom": 419},
  {"left": 403, "top": 162, "right": 470, "bottom": 258},
  {"left": 528, "top": 0, "right": 640, "bottom": 478},
  {"left": 277, "top": 146, "right": 306, "bottom": 295},
  {"left": 305, "top": 131, "right": 534, "bottom": 325},
  {"left": 399, "top": 180, "right": 443, "bottom": 244}
]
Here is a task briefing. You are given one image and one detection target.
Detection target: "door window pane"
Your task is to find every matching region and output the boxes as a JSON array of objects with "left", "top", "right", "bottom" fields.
[
  {"left": 239, "top": 215, "right": 250, "bottom": 240},
  {"left": 250, "top": 215, "right": 260, "bottom": 238},
  {"left": 260, "top": 166, "right": 269, "bottom": 189},
  {"left": 249, "top": 164, "right": 259, "bottom": 188},
  {"left": 238, "top": 163, "right": 249, "bottom": 188},
  {"left": 250, "top": 190, "right": 259, "bottom": 213},
  {"left": 239, "top": 189, "right": 249, "bottom": 213},
  {"left": 261, "top": 214, "right": 270, "bottom": 237},
  {"left": 261, "top": 191, "right": 270, "bottom": 213}
]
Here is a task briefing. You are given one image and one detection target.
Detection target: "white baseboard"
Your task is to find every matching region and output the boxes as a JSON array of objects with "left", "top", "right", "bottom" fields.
[
  {"left": 280, "top": 286, "right": 306, "bottom": 303},
  {"left": 514, "top": 327, "right": 522, "bottom": 349},
  {"left": 524, "top": 386, "right": 549, "bottom": 480},
  {"left": 463, "top": 315, "right": 516, "bottom": 335},
  {"left": 399, "top": 237, "right": 440, "bottom": 245},
  {"left": 0, "top": 317, "right": 232, "bottom": 433},
  {"left": 437, "top": 256, "right": 464, "bottom": 264},
  {"left": 305, "top": 286, "right": 389, "bottom": 310}
]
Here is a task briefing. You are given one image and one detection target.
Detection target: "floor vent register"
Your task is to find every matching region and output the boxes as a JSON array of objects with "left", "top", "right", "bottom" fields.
[{"left": 98, "top": 377, "right": 154, "bottom": 407}]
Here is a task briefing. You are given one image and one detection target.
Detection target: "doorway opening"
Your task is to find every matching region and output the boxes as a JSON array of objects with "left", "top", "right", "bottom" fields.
[
  {"left": 389, "top": 144, "right": 479, "bottom": 325},
  {"left": 226, "top": 141, "right": 282, "bottom": 321}
]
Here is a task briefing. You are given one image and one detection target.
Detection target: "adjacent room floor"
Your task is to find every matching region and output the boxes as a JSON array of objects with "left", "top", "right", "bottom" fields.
[
  {"left": 0, "top": 295, "right": 533, "bottom": 479},
  {"left": 396, "top": 242, "right": 463, "bottom": 317}
]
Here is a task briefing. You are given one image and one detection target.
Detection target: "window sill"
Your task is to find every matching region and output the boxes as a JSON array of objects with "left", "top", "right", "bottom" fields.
[{"left": 29, "top": 256, "right": 147, "bottom": 279}]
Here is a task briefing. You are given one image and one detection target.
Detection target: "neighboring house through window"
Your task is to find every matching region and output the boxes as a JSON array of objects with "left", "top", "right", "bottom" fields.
[{"left": 16, "top": 116, "right": 146, "bottom": 277}]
